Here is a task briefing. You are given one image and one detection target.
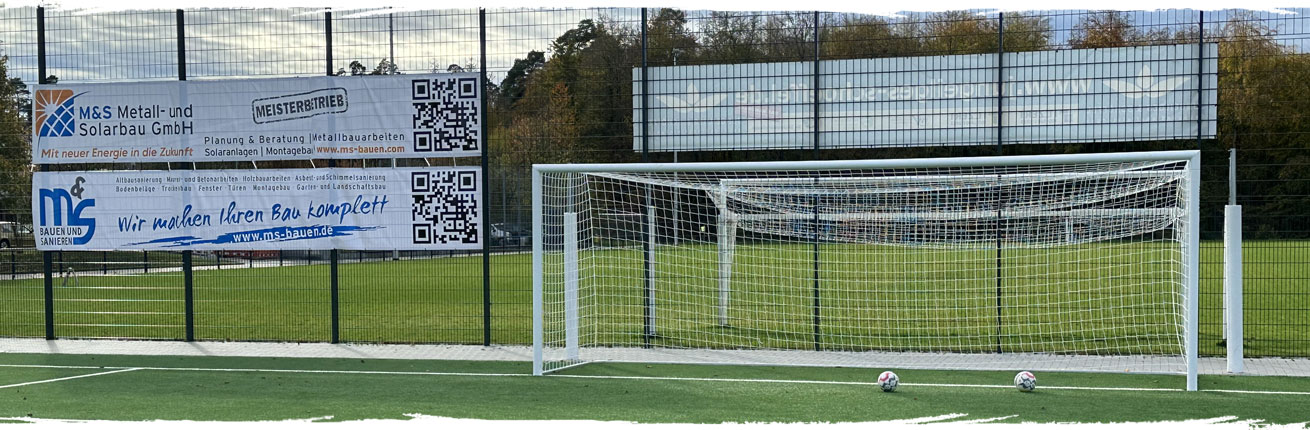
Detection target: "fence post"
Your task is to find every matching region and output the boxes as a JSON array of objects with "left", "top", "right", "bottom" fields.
[
  {"left": 1198, "top": 11, "right": 1205, "bottom": 152},
  {"left": 177, "top": 8, "right": 195, "bottom": 342},
  {"left": 325, "top": 10, "right": 340, "bottom": 344},
  {"left": 994, "top": 12, "right": 1005, "bottom": 354},
  {"left": 812, "top": 10, "right": 821, "bottom": 158},
  {"left": 330, "top": 249, "right": 339, "bottom": 343},
  {"left": 479, "top": 8, "right": 492, "bottom": 346},
  {"left": 639, "top": 7, "right": 652, "bottom": 348},
  {"left": 37, "top": 5, "right": 55, "bottom": 341},
  {"left": 810, "top": 11, "right": 821, "bottom": 352},
  {"left": 640, "top": 8, "right": 649, "bottom": 163},
  {"left": 183, "top": 251, "right": 194, "bottom": 341}
]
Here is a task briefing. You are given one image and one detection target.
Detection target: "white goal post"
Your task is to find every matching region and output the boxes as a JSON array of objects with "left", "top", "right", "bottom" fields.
[{"left": 533, "top": 150, "right": 1200, "bottom": 391}]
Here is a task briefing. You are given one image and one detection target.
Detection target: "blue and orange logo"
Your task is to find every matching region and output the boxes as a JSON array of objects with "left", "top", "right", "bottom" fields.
[{"left": 34, "top": 89, "right": 83, "bottom": 139}]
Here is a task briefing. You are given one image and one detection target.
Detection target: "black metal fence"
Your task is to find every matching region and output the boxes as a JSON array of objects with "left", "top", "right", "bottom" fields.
[{"left": 0, "top": 7, "right": 1307, "bottom": 357}]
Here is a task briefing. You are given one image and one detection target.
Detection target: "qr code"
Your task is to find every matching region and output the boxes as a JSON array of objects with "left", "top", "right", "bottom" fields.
[
  {"left": 411, "top": 77, "right": 480, "bottom": 153},
  {"left": 411, "top": 170, "right": 481, "bottom": 245}
]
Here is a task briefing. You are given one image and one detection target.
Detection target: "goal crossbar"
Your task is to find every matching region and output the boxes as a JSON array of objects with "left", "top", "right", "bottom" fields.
[
  {"left": 728, "top": 208, "right": 1181, "bottom": 222},
  {"left": 531, "top": 150, "right": 1199, "bottom": 173}
]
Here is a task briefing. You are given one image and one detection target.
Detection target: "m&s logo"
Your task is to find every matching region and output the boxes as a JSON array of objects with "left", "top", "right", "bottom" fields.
[
  {"left": 34, "top": 89, "right": 84, "bottom": 139},
  {"left": 38, "top": 177, "right": 95, "bottom": 246}
]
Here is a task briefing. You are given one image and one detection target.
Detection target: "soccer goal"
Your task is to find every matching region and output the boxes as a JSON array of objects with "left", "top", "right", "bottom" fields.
[{"left": 532, "top": 150, "right": 1200, "bottom": 390}]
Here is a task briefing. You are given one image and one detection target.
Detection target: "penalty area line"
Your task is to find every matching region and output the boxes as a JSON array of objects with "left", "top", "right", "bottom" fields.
[{"left": 0, "top": 367, "right": 142, "bottom": 389}]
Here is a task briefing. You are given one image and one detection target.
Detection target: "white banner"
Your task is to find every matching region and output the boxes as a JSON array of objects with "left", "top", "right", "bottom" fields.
[
  {"left": 32, "top": 73, "right": 482, "bottom": 163},
  {"left": 33, "top": 168, "right": 483, "bottom": 251},
  {"left": 634, "top": 44, "right": 1218, "bottom": 151}
]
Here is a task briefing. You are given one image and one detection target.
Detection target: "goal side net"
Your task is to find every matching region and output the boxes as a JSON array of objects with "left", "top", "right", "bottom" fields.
[{"left": 532, "top": 151, "right": 1200, "bottom": 390}]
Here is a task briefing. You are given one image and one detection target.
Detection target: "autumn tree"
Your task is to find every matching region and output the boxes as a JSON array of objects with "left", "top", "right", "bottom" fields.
[
  {"left": 699, "top": 12, "right": 765, "bottom": 64},
  {"left": 822, "top": 14, "right": 921, "bottom": 60},
  {"left": 0, "top": 56, "right": 32, "bottom": 223},
  {"left": 917, "top": 11, "right": 1049, "bottom": 55},
  {"left": 646, "top": 8, "right": 698, "bottom": 66},
  {"left": 1069, "top": 10, "right": 1196, "bottom": 49},
  {"left": 760, "top": 12, "right": 816, "bottom": 62},
  {"left": 497, "top": 50, "right": 546, "bottom": 109},
  {"left": 1211, "top": 12, "right": 1310, "bottom": 237}
]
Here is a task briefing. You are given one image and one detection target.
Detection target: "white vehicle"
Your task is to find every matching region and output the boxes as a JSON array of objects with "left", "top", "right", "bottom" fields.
[
  {"left": 490, "top": 224, "right": 511, "bottom": 246},
  {"left": 0, "top": 222, "right": 33, "bottom": 249},
  {"left": 491, "top": 223, "right": 530, "bottom": 247}
]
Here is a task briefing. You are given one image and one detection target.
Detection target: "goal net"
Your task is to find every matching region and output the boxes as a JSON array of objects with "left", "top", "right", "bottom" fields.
[{"left": 532, "top": 151, "right": 1200, "bottom": 390}]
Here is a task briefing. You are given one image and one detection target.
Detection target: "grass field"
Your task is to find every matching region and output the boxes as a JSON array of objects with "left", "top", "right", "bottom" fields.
[
  {"left": 0, "top": 352, "right": 1307, "bottom": 424},
  {"left": 554, "top": 240, "right": 1186, "bottom": 356},
  {"left": 0, "top": 240, "right": 1305, "bottom": 357}
]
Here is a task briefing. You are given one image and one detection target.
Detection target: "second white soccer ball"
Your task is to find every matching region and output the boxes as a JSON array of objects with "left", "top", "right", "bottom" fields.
[
  {"left": 877, "top": 371, "right": 899, "bottom": 392},
  {"left": 1014, "top": 371, "right": 1036, "bottom": 392}
]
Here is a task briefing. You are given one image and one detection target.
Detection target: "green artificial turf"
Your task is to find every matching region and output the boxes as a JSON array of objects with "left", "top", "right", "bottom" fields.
[{"left": 0, "top": 353, "right": 1307, "bottom": 424}]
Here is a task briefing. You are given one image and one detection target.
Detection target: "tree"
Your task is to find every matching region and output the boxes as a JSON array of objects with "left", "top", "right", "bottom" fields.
[
  {"left": 1210, "top": 12, "right": 1310, "bottom": 238},
  {"left": 332, "top": 61, "right": 371, "bottom": 76},
  {"left": 500, "top": 82, "right": 581, "bottom": 167},
  {"left": 1059, "top": 10, "right": 1310, "bottom": 237},
  {"left": 0, "top": 56, "right": 32, "bottom": 223},
  {"left": 6, "top": 76, "right": 31, "bottom": 124},
  {"left": 7, "top": 73, "right": 55, "bottom": 123},
  {"left": 823, "top": 14, "right": 921, "bottom": 60},
  {"left": 552, "top": 19, "right": 599, "bottom": 57},
  {"left": 332, "top": 59, "right": 401, "bottom": 76},
  {"left": 919, "top": 11, "right": 1049, "bottom": 55},
  {"left": 699, "top": 12, "right": 764, "bottom": 64},
  {"left": 646, "top": 8, "right": 698, "bottom": 66},
  {"left": 760, "top": 12, "right": 814, "bottom": 62},
  {"left": 920, "top": 11, "right": 997, "bottom": 55},
  {"left": 1069, "top": 11, "right": 1137, "bottom": 48},
  {"left": 370, "top": 58, "right": 399, "bottom": 75},
  {"left": 1068, "top": 11, "right": 1193, "bottom": 49},
  {"left": 1000, "top": 12, "right": 1051, "bottom": 52},
  {"left": 498, "top": 50, "right": 545, "bottom": 105}
]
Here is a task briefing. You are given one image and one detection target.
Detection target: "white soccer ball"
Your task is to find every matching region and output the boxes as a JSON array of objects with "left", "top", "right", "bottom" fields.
[
  {"left": 877, "top": 371, "right": 899, "bottom": 392},
  {"left": 1014, "top": 371, "right": 1036, "bottom": 392}
]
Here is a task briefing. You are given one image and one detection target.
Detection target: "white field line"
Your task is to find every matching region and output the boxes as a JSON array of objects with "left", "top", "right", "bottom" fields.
[
  {"left": 0, "top": 364, "right": 529, "bottom": 378},
  {"left": 550, "top": 374, "right": 1185, "bottom": 392},
  {"left": 951, "top": 414, "right": 1020, "bottom": 424},
  {"left": 0, "top": 367, "right": 141, "bottom": 389},
  {"left": 0, "top": 363, "right": 1308, "bottom": 395},
  {"left": 1205, "top": 389, "right": 1310, "bottom": 395},
  {"left": 905, "top": 382, "right": 1180, "bottom": 392}
]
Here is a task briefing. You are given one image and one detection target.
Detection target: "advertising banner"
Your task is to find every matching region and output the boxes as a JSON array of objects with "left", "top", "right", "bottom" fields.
[
  {"left": 32, "top": 73, "right": 481, "bottom": 163},
  {"left": 634, "top": 43, "right": 1217, "bottom": 151},
  {"left": 33, "top": 168, "right": 483, "bottom": 250}
]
